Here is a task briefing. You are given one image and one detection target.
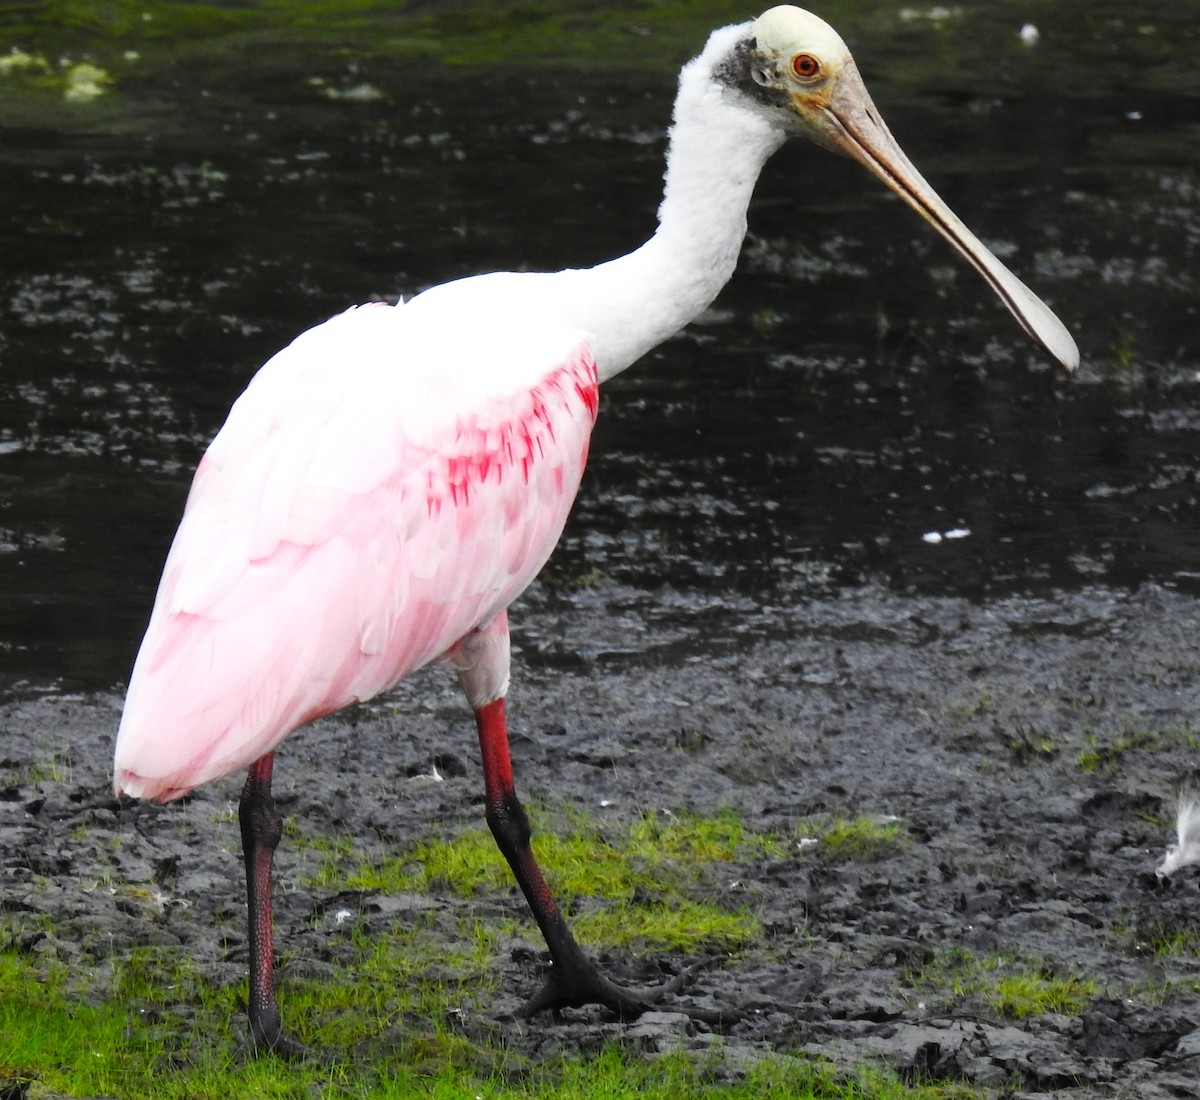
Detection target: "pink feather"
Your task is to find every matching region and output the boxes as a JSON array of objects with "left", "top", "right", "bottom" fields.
[{"left": 114, "top": 303, "right": 598, "bottom": 800}]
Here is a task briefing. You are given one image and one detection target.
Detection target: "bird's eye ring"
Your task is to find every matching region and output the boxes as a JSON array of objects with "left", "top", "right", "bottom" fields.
[{"left": 791, "top": 53, "right": 821, "bottom": 81}]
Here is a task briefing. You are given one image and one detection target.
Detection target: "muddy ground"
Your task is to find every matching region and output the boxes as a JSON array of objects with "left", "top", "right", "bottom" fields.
[{"left": 4, "top": 581, "right": 1200, "bottom": 1097}]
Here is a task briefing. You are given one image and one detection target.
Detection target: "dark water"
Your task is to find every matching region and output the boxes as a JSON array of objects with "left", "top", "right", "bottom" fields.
[{"left": 1, "top": 2, "right": 1198, "bottom": 691}]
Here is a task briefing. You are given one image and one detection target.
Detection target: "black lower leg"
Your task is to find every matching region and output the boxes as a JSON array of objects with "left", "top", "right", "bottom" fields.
[
  {"left": 485, "top": 786, "right": 655, "bottom": 1018},
  {"left": 475, "top": 699, "right": 706, "bottom": 1020},
  {"left": 239, "top": 752, "right": 305, "bottom": 1056}
]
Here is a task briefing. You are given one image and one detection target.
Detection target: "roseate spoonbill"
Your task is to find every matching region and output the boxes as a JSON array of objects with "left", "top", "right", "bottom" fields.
[{"left": 114, "top": 5, "right": 1078, "bottom": 1053}]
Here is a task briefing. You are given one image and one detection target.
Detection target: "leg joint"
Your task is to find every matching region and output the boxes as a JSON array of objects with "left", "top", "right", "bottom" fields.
[{"left": 485, "top": 788, "right": 532, "bottom": 854}]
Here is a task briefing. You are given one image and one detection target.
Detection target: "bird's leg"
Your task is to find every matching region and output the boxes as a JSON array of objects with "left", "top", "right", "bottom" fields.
[
  {"left": 475, "top": 697, "right": 665, "bottom": 1020},
  {"left": 238, "top": 752, "right": 306, "bottom": 1057},
  {"left": 451, "top": 613, "right": 710, "bottom": 1019}
]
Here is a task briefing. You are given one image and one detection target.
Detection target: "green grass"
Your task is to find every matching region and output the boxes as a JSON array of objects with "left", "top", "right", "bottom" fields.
[
  {"left": 1075, "top": 726, "right": 1164, "bottom": 773},
  {"left": 0, "top": 913, "right": 498, "bottom": 1098},
  {"left": 987, "top": 969, "right": 1097, "bottom": 1018},
  {"left": 910, "top": 947, "right": 1097, "bottom": 1020},
  {"left": 1003, "top": 721, "right": 1059, "bottom": 764},
  {"left": 1, "top": 746, "right": 74, "bottom": 786},
  {"left": 304, "top": 806, "right": 787, "bottom": 953},
  {"left": 1147, "top": 928, "right": 1200, "bottom": 959},
  {"left": 0, "top": 802, "right": 978, "bottom": 1098},
  {"left": 805, "top": 815, "right": 910, "bottom": 863},
  {"left": 299, "top": 807, "right": 915, "bottom": 959},
  {"left": 1129, "top": 913, "right": 1200, "bottom": 961},
  {"left": 0, "top": 931, "right": 984, "bottom": 1098}
]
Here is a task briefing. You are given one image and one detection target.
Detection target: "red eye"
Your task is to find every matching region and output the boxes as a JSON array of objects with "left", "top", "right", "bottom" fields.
[{"left": 791, "top": 53, "right": 821, "bottom": 80}]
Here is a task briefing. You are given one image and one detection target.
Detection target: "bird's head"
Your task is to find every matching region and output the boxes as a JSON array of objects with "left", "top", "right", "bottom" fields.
[
  {"left": 712, "top": 5, "right": 1078, "bottom": 373},
  {"left": 743, "top": 5, "right": 860, "bottom": 154}
]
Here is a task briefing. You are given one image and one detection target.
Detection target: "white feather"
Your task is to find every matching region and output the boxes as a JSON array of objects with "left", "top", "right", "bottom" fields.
[{"left": 1156, "top": 792, "right": 1200, "bottom": 877}]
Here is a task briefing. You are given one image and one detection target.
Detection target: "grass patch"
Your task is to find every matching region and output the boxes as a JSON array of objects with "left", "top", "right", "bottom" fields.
[
  {"left": 803, "top": 815, "right": 909, "bottom": 864},
  {"left": 304, "top": 806, "right": 786, "bottom": 953},
  {"left": 1129, "top": 914, "right": 1200, "bottom": 961},
  {"left": 987, "top": 969, "right": 1097, "bottom": 1018},
  {"left": 909, "top": 947, "right": 1097, "bottom": 1020},
  {"left": 0, "top": 807, "right": 979, "bottom": 1098},
  {"left": 0, "top": 929, "right": 985, "bottom": 1099},
  {"left": 1003, "top": 720, "right": 1059, "bottom": 765},
  {"left": 1075, "top": 728, "right": 1161, "bottom": 773},
  {"left": 0, "top": 746, "right": 74, "bottom": 786},
  {"left": 528, "top": 1047, "right": 983, "bottom": 1100},
  {"left": 1074, "top": 721, "right": 1198, "bottom": 774},
  {"left": 0, "top": 911, "right": 504, "bottom": 1098},
  {"left": 1146, "top": 928, "right": 1200, "bottom": 959}
]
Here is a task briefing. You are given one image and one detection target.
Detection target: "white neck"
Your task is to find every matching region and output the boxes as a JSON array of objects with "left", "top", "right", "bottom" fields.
[
  {"left": 409, "top": 25, "right": 783, "bottom": 385},
  {"left": 562, "top": 46, "right": 784, "bottom": 381}
]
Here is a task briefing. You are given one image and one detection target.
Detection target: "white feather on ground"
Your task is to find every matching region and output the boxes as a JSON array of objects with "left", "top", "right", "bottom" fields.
[{"left": 1156, "top": 792, "right": 1200, "bottom": 877}]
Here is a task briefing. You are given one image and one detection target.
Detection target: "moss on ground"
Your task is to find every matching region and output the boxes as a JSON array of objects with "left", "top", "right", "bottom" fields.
[
  {"left": 0, "top": 926, "right": 985, "bottom": 1099},
  {"left": 801, "top": 814, "right": 910, "bottom": 863},
  {"left": 0, "top": 797, "right": 988, "bottom": 1096},
  {"left": 908, "top": 946, "right": 1098, "bottom": 1020},
  {"left": 302, "top": 805, "right": 784, "bottom": 953}
]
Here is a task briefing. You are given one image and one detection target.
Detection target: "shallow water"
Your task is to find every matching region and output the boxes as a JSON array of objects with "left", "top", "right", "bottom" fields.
[{"left": 1, "top": 1, "right": 1198, "bottom": 692}]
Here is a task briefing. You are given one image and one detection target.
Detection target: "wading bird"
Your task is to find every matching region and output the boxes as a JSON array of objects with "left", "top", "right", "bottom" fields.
[{"left": 114, "top": 5, "right": 1078, "bottom": 1053}]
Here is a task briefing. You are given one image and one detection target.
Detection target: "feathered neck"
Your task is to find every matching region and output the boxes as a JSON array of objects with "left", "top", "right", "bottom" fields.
[
  {"left": 559, "top": 23, "right": 785, "bottom": 381},
  {"left": 408, "top": 23, "right": 784, "bottom": 385}
]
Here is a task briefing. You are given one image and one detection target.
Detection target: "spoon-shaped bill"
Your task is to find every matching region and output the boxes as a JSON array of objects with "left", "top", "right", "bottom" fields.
[{"left": 820, "top": 62, "right": 1078, "bottom": 372}]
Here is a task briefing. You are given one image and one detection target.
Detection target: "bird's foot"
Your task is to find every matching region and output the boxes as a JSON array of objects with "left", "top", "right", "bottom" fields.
[
  {"left": 252, "top": 1030, "right": 311, "bottom": 1060},
  {"left": 248, "top": 1005, "right": 311, "bottom": 1060},
  {"left": 516, "top": 955, "right": 728, "bottom": 1026}
]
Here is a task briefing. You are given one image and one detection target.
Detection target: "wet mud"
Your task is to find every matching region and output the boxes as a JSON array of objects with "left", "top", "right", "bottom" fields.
[{"left": 5, "top": 581, "right": 1199, "bottom": 1097}]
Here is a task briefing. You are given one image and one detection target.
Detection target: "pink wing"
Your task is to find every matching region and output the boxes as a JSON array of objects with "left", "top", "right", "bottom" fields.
[{"left": 114, "top": 302, "right": 599, "bottom": 800}]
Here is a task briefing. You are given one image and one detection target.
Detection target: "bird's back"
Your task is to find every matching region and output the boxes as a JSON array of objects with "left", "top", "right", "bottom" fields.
[{"left": 114, "top": 300, "right": 598, "bottom": 801}]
